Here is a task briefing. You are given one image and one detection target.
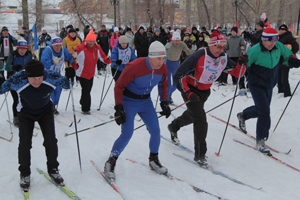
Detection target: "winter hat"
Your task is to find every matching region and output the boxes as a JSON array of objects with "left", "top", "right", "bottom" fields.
[
  {"left": 221, "top": 30, "right": 227, "bottom": 35},
  {"left": 261, "top": 13, "right": 266, "bottom": 19},
  {"left": 187, "top": 28, "right": 192, "bottom": 33},
  {"left": 154, "top": 28, "right": 161, "bottom": 33},
  {"left": 50, "top": 36, "right": 62, "bottom": 46},
  {"left": 114, "top": 27, "right": 119, "bottom": 32},
  {"left": 256, "top": 21, "right": 265, "bottom": 28},
  {"left": 231, "top": 27, "right": 238, "bottom": 33},
  {"left": 279, "top": 24, "right": 288, "bottom": 31},
  {"left": 170, "top": 30, "right": 174, "bottom": 33},
  {"left": 16, "top": 39, "right": 28, "bottom": 49},
  {"left": 201, "top": 26, "right": 206, "bottom": 31},
  {"left": 261, "top": 28, "right": 278, "bottom": 41},
  {"left": 185, "top": 33, "right": 191, "bottom": 37},
  {"left": 41, "top": 27, "right": 46, "bottom": 32},
  {"left": 68, "top": 28, "right": 76, "bottom": 33},
  {"left": 126, "top": 28, "right": 132, "bottom": 32},
  {"left": 119, "top": 35, "right": 128, "bottom": 44},
  {"left": 101, "top": 25, "right": 106, "bottom": 28},
  {"left": 172, "top": 32, "right": 181, "bottom": 41},
  {"left": 139, "top": 26, "right": 145, "bottom": 30},
  {"left": 208, "top": 30, "right": 227, "bottom": 46},
  {"left": 148, "top": 41, "right": 166, "bottom": 58},
  {"left": 192, "top": 27, "right": 197, "bottom": 31},
  {"left": 1, "top": 26, "right": 8, "bottom": 32},
  {"left": 85, "top": 30, "right": 96, "bottom": 41},
  {"left": 22, "top": 26, "right": 27, "bottom": 30},
  {"left": 25, "top": 60, "right": 45, "bottom": 78}
]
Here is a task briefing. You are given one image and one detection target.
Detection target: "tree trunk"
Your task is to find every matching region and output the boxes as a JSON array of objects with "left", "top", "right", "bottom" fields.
[
  {"left": 158, "top": 0, "right": 166, "bottom": 26},
  {"left": 277, "top": 0, "right": 285, "bottom": 26},
  {"left": 197, "top": 0, "right": 202, "bottom": 27},
  {"left": 220, "top": 0, "right": 224, "bottom": 27},
  {"left": 146, "top": 0, "right": 154, "bottom": 27},
  {"left": 22, "top": 0, "right": 29, "bottom": 28},
  {"left": 237, "top": 4, "right": 251, "bottom": 29},
  {"left": 201, "top": 0, "right": 211, "bottom": 29},
  {"left": 186, "top": 0, "right": 191, "bottom": 27},
  {"left": 117, "top": 2, "right": 121, "bottom": 27},
  {"left": 36, "top": 0, "right": 43, "bottom": 32}
]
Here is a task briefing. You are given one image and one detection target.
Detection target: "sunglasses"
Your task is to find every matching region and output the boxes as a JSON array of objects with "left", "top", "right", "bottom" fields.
[{"left": 215, "top": 45, "right": 226, "bottom": 50}]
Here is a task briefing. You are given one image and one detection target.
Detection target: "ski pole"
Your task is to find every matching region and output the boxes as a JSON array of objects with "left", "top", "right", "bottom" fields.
[
  {"left": 134, "top": 100, "right": 190, "bottom": 131},
  {"left": 0, "top": 93, "right": 6, "bottom": 111},
  {"left": 216, "top": 64, "right": 245, "bottom": 156},
  {"left": 64, "top": 117, "right": 119, "bottom": 137},
  {"left": 97, "top": 65, "right": 120, "bottom": 111},
  {"left": 272, "top": 80, "right": 300, "bottom": 134},
  {"left": 98, "top": 65, "right": 108, "bottom": 111},
  {"left": 4, "top": 93, "right": 13, "bottom": 135},
  {"left": 68, "top": 66, "right": 82, "bottom": 172},
  {"left": 155, "top": 94, "right": 159, "bottom": 110},
  {"left": 205, "top": 95, "right": 239, "bottom": 114},
  {"left": 65, "top": 90, "right": 71, "bottom": 111}
]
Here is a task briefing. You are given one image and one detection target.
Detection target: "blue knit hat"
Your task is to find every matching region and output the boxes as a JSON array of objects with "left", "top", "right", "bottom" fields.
[
  {"left": 17, "top": 39, "right": 28, "bottom": 49},
  {"left": 51, "top": 36, "right": 62, "bottom": 46},
  {"left": 261, "top": 28, "right": 278, "bottom": 41}
]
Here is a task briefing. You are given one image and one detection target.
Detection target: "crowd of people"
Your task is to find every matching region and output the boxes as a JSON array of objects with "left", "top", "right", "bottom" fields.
[{"left": 0, "top": 10, "right": 300, "bottom": 189}]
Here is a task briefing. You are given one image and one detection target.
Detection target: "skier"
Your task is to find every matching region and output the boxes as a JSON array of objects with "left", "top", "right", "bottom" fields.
[
  {"left": 237, "top": 28, "right": 300, "bottom": 155},
  {"left": 72, "top": 30, "right": 111, "bottom": 114},
  {"left": 38, "top": 27, "right": 51, "bottom": 60},
  {"left": 97, "top": 25, "right": 110, "bottom": 75},
  {"left": 104, "top": 41, "right": 171, "bottom": 181},
  {"left": 41, "top": 36, "right": 76, "bottom": 115},
  {"left": 110, "top": 35, "right": 137, "bottom": 82},
  {"left": 164, "top": 31, "right": 194, "bottom": 104},
  {"left": 5, "top": 39, "right": 33, "bottom": 126},
  {"left": 168, "top": 30, "right": 247, "bottom": 166},
  {"left": 0, "top": 59, "right": 76, "bottom": 189}
]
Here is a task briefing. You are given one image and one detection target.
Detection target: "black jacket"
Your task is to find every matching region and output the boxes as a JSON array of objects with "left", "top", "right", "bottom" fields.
[
  {"left": 134, "top": 30, "right": 149, "bottom": 57},
  {"left": 250, "top": 29, "right": 263, "bottom": 46},
  {"left": 196, "top": 40, "right": 208, "bottom": 49},
  {"left": 97, "top": 30, "right": 110, "bottom": 54},
  {"left": 149, "top": 34, "right": 166, "bottom": 46},
  {"left": 278, "top": 31, "right": 299, "bottom": 68}
]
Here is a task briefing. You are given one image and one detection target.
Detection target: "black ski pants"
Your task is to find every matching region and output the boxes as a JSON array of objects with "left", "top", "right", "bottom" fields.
[
  {"left": 278, "top": 67, "right": 291, "bottom": 97},
  {"left": 79, "top": 77, "right": 94, "bottom": 112},
  {"left": 111, "top": 67, "right": 122, "bottom": 82},
  {"left": 18, "top": 109, "right": 59, "bottom": 176},
  {"left": 169, "top": 89, "right": 210, "bottom": 160}
]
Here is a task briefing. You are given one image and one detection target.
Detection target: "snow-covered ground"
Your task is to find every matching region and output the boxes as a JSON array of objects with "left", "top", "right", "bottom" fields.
[{"left": 1, "top": 56, "right": 300, "bottom": 200}]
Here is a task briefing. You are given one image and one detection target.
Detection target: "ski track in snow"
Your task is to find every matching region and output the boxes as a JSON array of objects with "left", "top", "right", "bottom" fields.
[{"left": 0, "top": 55, "right": 300, "bottom": 200}]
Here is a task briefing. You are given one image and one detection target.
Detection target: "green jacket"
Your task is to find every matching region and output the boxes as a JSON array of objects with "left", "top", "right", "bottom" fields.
[{"left": 247, "top": 41, "right": 293, "bottom": 89}]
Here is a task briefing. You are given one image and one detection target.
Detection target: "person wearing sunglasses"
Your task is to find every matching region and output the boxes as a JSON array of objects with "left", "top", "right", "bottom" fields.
[{"left": 167, "top": 30, "right": 247, "bottom": 167}]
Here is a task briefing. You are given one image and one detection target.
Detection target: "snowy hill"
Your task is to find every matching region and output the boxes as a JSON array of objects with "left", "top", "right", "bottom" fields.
[{"left": 1, "top": 57, "right": 300, "bottom": 200}]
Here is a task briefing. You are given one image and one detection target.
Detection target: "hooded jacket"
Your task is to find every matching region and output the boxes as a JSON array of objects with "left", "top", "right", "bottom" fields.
[
  {"left": 111, "top": 40, "right": 137, "bottom": 71},
  {"left": 225, "top": 34, "right": 246, "bottom": 57},
  {"left": 134, "top": 28, "right": 149, "bottom": 57}
]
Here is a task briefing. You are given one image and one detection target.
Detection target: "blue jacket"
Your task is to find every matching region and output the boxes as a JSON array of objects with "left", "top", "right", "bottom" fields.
[
  {"left": 1, "top": 70, "right": 70, "bottom": 115},
  {"left": 40, "top": 45, "right": 74, "bottom": 69},
  {"left": 111, "top": 40, "right": 136, "bottom": 71},
  {"left": 5, "top": 49, "right": 32, "bottom": 73},
  {"left": 0, "top": 33, "right": 17, "bottom": 58}
]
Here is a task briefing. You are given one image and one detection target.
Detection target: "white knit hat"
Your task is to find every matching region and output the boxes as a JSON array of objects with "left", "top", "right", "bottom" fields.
[
  {"left": 172, "top": 32, "right": 181, "bottom": 41},
  {"left": 114, "top": 27, "right": 119, "bottom": 32},
  {"left": 41, "top": 27, "right": 46, "bottom": 32},
  {"left": 119, "top": 35, "right": 128, "bottom": 44},
  {"left": 148, "top": 41, "right": 166, "bottom": 58}
]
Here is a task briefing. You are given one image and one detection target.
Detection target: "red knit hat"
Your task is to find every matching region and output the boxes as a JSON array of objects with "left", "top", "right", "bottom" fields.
[
  {"left": 208, "top": 30, "right": 227, "bottom": 46},
  {"left": 85, "top": 30, "right": 96, "bottom": 41},
  {"left": 261, "top": 28, "right": 278, "bottom": 41}
]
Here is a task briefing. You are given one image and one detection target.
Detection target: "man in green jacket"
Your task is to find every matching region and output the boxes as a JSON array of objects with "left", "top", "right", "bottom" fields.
[{"left": 237, "top": 28, "right": 300, "bottom": 155}]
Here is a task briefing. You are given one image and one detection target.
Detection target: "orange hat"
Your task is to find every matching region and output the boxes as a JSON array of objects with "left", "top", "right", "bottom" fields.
[{"left": 85, "top": 30, "right": 96, "bottom": 41}]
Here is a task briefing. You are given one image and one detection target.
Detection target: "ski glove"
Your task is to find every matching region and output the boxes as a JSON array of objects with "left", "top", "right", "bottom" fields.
[
  {"left": 13, "top": 64, "right": 22, "bottom": 72},
  {"left": 191, "top": 45, "right": 197, "bottom": 51},
  {"left": 288, "top": 55, "right": 300, "bottom": 68},
  {"left": 160, "top": 101, "right": 171, "bottom": 118},
  {"left": 116, "top": 59, "right": 122, "bottom": 66},
  {"left": 52, "top": 57, "right": 60, "bottom": 64},
  {"left": 186, "top": 91, "right": 200, "bottom": 102},
  {"left": 72, "top": 51, "right": 77, "bottom": 59},
  {"left": 165, "top": 42, "right": 172, "bottom": 49},
  {"left": 65, "top": 67, "right": 76, "bottom": 82},
  {"left": 238, "top": 54, "right": 248, "bottom": 65},
  {"left": 114, "top": 104, "right": 126, "bottom": 125}
]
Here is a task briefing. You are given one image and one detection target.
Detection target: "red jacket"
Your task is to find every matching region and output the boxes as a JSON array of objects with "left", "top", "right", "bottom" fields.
[{"left": 73, "top": 40, "right": 111, "bottom": 80}]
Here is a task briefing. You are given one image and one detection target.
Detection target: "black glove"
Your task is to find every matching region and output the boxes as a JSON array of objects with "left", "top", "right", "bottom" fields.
[
  {"left": 186, "top": 91, "right": 200, "bottom": 102},
  {"left": 13, "top": 64, "right": 22, "bottom": 72},
  {"left": 114, "top": 104, "right": 126, "bottom": 125},
  {"left": 160, "top": 101, "right": 171, "bottom": 118},
  {"left": 238, "top": 54, "right": 248, "bottom": 65},
  {"left": 116, "top": 59, "right": 122, "bottom": 66},
  {"left": 40, "top": 38, "right": 45, "bottom": 43},
  {"left": 288, "top": 55, "right": 300, "bottom": 68},
  {"left": 65, "top": 67, "right": 76, "bottom": 82}
]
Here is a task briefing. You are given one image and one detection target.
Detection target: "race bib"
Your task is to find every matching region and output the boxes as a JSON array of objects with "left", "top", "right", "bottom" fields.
[{"left": 118, "top": 48, "right": 131, "bottom": 65}]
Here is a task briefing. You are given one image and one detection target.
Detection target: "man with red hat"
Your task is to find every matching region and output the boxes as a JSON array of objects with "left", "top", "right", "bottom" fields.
[
  {"left": 167, "top": 30, "right": 247, "bottom": 167},
  {"left": 237, "top": 28, "right": 300, "bottom": 155},
  {"left": 73, "top": 30, "right": 111, "bottom": 114}
]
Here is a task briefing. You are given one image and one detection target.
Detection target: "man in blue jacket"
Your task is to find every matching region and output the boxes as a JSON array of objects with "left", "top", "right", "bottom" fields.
[
  {"left": 41, "top": 36, "right": 76, "bottom": 114},
  {"left": 0, "top": 60, "right": 75, "bottom": 190}
]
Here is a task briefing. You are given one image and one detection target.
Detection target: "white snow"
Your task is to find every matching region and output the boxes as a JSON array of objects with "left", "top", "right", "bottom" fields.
[{"left": 0, "top": 55, "right": 300, "bottom": 200}]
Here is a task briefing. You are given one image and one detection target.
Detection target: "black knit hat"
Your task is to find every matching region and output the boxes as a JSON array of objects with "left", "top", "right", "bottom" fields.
[
  {"left": 25, "top": 60, "right": 45, "bottom": 77},
  {"left": 68, "top": 28, "right": 76, "bottom": 33},
  {"left": 192, "top": 27, "right": 197, "bottom": 31},
  {"left": 1, "top": 26, "right": 8, "bottom": 32},
  {"left": 256, "top": 21, "right": 265, "bottom": 28},
  {"left": 279, "top": 24, "right": 288, "bottom": 31},
  {"left": 231, "top": 27, "right": 238, "bottom": 33}
]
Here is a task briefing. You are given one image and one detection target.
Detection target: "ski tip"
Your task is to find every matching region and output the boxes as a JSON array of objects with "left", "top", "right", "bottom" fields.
[
  {"left": 64, "top": 133, "right": 68, "bottom": 137},
  {"left": 286, "top": 149, "right": 292, "bottom": 155},
  {"left": 215, "top": 152, "right": 220, "bottom": 157}
]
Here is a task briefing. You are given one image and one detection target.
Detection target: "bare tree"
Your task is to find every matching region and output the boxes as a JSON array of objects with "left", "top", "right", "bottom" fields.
[
  {"left": 277, "top": 0, "right": 286, "bottom": 26},
  {"left": 201, "top": 0, "right": 211, "bottom": 29},
  {"left": 220, "top": 0, "right": 225, "bottom": 27},
  {"left": 22, "top": 0, "right": 29, "bottom": 28},
  {"left": 186, "top": 0, "right": 191, "bottom": 27}
]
